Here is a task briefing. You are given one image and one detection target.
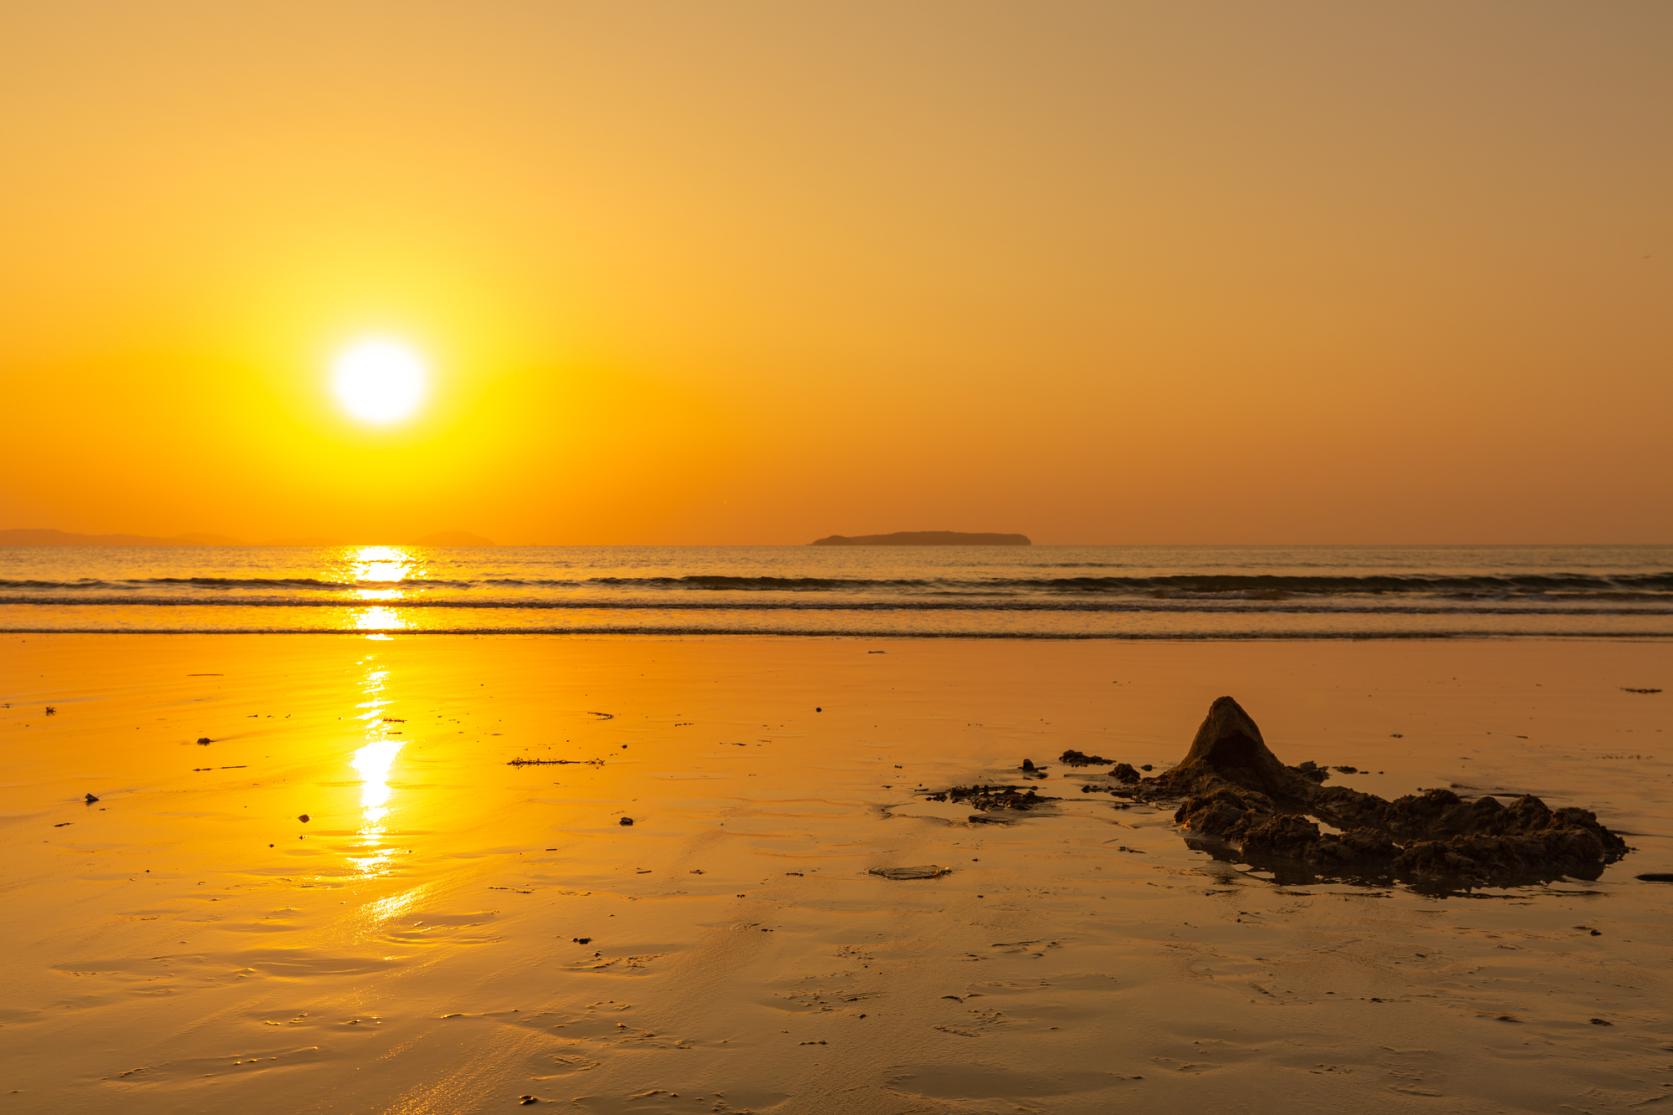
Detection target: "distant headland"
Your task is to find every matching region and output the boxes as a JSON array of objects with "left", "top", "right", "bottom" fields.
[{"left": 810, "top": 531, "right": 1032, "bottom": 547}]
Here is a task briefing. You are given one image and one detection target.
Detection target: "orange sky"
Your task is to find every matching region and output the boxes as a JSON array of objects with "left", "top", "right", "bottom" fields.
[{"left": 2, "top": 2, "right": 1669, "bottom": 544}]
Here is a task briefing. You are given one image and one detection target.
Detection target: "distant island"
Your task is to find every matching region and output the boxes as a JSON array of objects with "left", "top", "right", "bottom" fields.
[{"left": 810, "top": 531, "right": 1032, "bottom": 546}]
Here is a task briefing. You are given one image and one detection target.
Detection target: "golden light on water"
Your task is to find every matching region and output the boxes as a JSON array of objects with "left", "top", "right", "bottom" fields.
[
  {"left": 345, "top": 545, "right": 418, "bottom": 636},
  {"left": 350, "top": 545, "right": 416, "bottom": 585},
  {"left": 352, "top": 606, "right": 408, "bottom": 637}
]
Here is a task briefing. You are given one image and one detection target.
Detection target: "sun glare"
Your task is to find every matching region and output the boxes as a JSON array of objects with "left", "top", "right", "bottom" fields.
[{"left": 331, "top": 338, "right": 428, "bottom": 425}]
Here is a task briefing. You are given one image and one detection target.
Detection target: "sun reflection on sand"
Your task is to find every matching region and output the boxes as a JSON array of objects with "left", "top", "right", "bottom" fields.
[
  {"left": 344, "top": 552, "right": 414, "bottom": 859},
  {"left": 348, "top": 656, "right": 405, "bottom": 878}
]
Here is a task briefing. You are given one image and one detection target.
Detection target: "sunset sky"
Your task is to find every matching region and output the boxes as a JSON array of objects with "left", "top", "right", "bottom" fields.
[{"left": 3, "top": 1, "right": 1669, "bottom": 545}]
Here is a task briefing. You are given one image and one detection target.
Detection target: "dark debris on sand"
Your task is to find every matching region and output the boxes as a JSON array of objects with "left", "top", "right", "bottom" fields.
[
  {"left": 924, "top": 784, "right": 1055, "bottom": 812},
  {"left": 870, "top": 865, "right": 951, "bottom": 880},
  {"left": 1139, "top": 696, "right": 1630, "bottom": 893}
]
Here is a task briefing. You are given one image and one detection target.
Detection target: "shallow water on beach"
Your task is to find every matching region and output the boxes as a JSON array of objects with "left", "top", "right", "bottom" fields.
[
  {"left": 1, "top": 635, "right": 1669, "bottom": 1113},
  {"left": 2, "top": 544, "right": 1672, "bottom": 638}
]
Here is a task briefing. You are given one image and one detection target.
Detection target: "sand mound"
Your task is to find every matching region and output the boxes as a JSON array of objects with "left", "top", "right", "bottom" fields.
[{"left": 1142, "top": 696, "right": 1630, "bottom": 891}]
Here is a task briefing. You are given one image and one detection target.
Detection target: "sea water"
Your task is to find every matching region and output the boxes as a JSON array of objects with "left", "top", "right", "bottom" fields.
[{"left": 2, "top": 544, "right": 1670, "bottom": 638}]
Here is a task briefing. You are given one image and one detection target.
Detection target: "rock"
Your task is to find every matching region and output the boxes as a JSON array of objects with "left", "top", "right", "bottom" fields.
[
  {"left": 196, "top": 736, "right": 212, "bottom": 745},
  {"left": 1156, "top": 696, "right": 1314, "bottom": 800},
  {"left": 870, "top": 866, "right": 950, "bottom": 880},
  {"left": 1059, "top": 749, "right": 1114, "bottom": 766},
  {"left": 1111, "top": 762, "right": 1140, "bottom": 784},
  {"left": 619, "top": 817, "right": 634, "bottom": 826},
  {"left": 1143, "top": 696, "right": 1630, "bottom": 892},
  {"left": 1021, "top": 758, "right": 1038, "bottom": 772},
  {"left": 297, "top": 814, "right": 310, "bottom": 823},
  {"left": 1295, "top": 760, "right": 1330, "bottom": 783},
  {"left": 84, "top": 792, "right": 99, "bottom": 804}
]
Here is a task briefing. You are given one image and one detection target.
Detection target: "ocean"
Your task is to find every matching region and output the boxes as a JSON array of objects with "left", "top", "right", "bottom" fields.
[{"left": 1, "top": 544, "right": 1670, "bottom": 638}]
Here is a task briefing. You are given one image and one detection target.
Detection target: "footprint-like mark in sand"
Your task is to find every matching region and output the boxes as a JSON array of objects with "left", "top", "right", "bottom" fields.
[
  {"left": 228, "top": 948, "right": 401, "bottom": 978},
  {"left": 380, "top": 910, "right": 501, "bottom": 945},
  {"left": 106, "top": 1044, "right": 331, "bottom": 1087}
]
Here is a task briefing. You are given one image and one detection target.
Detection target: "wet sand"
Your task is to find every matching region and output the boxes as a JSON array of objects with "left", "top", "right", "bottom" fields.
[{"left": 1, "top": 634, "right": 1669, "bottom": 1113}]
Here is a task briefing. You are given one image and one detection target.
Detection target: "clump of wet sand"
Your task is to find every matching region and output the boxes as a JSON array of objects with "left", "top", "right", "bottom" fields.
[
  {"left": 924, "top": 784, "right": 1054, "bottom": 812},
  {"left": 1134, "top": 696, "right": 1631, "bottom": 891},
  {"left": 926, "top": 695, "right": 1631, "bottom": 892}
]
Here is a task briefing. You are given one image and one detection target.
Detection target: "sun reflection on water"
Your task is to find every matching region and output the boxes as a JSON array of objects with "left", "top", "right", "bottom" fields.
[
  {"left": 340, "top": 545, "right": 422, "bottom": 636},
  {"left": 352, "top": 605, "right": 408, "bottom": 637},
  {"left": 351, "top": 544, "right": 415, "bottom": 584}
]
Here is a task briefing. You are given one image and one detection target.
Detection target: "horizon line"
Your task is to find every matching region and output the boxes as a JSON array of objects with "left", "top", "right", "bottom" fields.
[{"left": 2, "top": 530, "right": 1671, "bottom": 550}]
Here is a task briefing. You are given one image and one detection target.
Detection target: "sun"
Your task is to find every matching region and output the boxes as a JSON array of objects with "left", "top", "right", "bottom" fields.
[{"left": 331, "top": 338, "right": 428, "bottom": 425}]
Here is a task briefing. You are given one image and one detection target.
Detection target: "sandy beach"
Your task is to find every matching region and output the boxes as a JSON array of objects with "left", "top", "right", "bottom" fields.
[{"left": 1, "top": 634, "right": 1668, "bottom": 1112}]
